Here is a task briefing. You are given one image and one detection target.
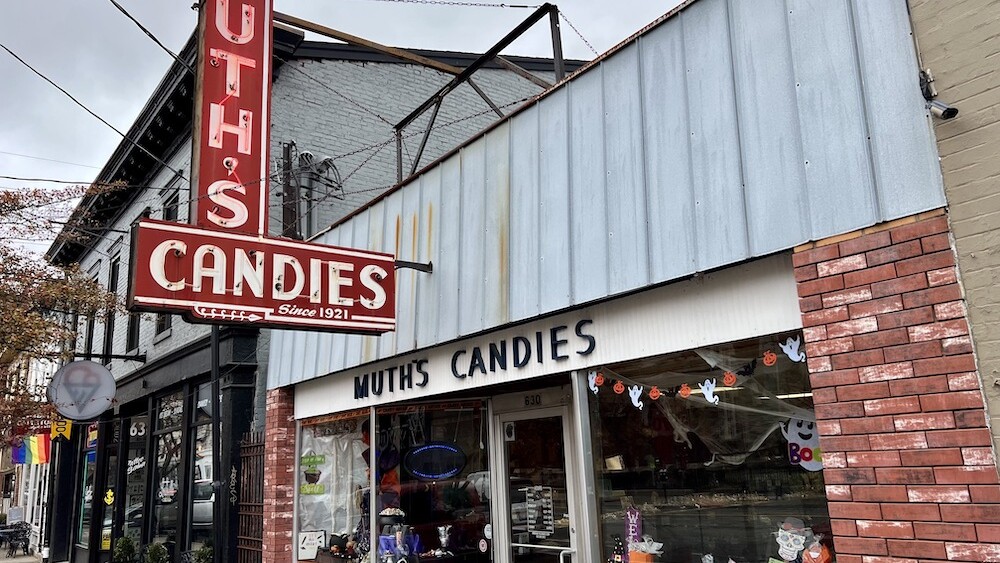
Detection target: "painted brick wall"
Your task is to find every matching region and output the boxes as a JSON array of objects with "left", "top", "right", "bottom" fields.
[
  {"left": 263, "top": 387, "right": 296, "bottom": 563},
  {"left": 795, "top": 210, "right": 1000, "bottom": 562},
  {"left": 910, "top": 0, "right": 1000, "bottom": 457}
]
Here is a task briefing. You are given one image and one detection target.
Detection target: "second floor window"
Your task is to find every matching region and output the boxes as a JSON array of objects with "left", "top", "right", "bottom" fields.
[{"left": 103, "top": 258, "right": 120, "bottom": 360}]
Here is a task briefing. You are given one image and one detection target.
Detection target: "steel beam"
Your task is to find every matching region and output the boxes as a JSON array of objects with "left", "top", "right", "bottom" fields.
[
  {"left": 273, "top": 11, "right": 463, "bottom": 76},
  {"left": 394, "top": 3, "right": 556, "bottom": 131}
]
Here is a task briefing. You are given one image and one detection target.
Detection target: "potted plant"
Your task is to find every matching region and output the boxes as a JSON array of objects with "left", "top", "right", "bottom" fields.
[
  {"left": 193, "top": 543, "right": 213, "bottom": 563},
  {"left": 112, "top": 536, "right": 137, "bottom": 563},
  {"left": 144, "top": 542, "right": 169, "bottom": 563}
]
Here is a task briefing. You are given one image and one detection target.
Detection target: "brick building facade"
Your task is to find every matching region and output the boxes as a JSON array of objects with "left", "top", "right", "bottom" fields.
[
  {"left": 909, "top": 0, "right": 1000, "bottom": 456},
  {"left": 796, "top": 210, "right": 1000, "bottom": 561}
]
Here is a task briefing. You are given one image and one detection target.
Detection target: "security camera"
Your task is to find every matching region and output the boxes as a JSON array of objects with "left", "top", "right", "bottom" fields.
[{"left": 927, "top": 99, "right": 959, "bottom": 120}]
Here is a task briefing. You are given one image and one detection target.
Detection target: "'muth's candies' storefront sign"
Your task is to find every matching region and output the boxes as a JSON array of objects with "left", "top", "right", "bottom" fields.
[{"left": 128, "top": 0, "right": 397, "bottom": 333}]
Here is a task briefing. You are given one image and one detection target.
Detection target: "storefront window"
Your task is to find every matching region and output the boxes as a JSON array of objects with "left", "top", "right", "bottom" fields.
[
  {"left": 157, "top": 392, "right": 183, "bottom": 430},
  {"left": 78, "top": 423, "right": 99, "bottom": 548},
  {"left": 589, "top": 332, "right": 833, "bottom": 563},
  {"left": 189, "top": 384, "right": 215, "bottom": 552},
  {"left": 298, "top": 410, "right": 370, "bottom": 560},
  {"left": 193, "top": 382, "right": 213, "bottom": 424},
  {"left": 124, "top": 414, "right": 149, "bottom": 545},
  {"left": 375, "top": 402, "right": 491, "bottom": 562},
  {"left": 152, "top": 395, "right": 184, "bottom": 558},
  {"left": 298, "top": 402, "right": 492, "bottom": 562}
]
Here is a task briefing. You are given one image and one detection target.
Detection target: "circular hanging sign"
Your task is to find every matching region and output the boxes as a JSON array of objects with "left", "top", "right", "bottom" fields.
[
  {"left": 402, "top": 442, "right": 467, "bottom": 481},
  {"left": 47, "top": 361, "right": 116, "bottom": 421}
]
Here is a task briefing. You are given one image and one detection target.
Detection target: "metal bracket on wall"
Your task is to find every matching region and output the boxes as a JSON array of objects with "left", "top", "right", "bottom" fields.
[{"left": 395, "top": 260, "right": 433, "bottom": 274}]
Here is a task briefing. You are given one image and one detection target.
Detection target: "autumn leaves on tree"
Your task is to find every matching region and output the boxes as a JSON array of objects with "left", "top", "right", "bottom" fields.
[{"left": 0, "top": 184, "right": 118, "bottom": 443}]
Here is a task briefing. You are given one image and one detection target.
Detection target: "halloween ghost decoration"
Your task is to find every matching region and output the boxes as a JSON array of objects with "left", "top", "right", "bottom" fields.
[
  {"left": 779, "top": 336, "right": 807, "bottom": 362},
  {"left": 699, "top": 378, "right": 720, "bottom": 405},
  {"left": 588, "top": 370, "right": 599, "bottom": 395},
  {"left": 780, "top": 417, "right": 823, "bottom": 471},
  {"left": 628, "top": 385, "right": 644, "bottom": 410}
]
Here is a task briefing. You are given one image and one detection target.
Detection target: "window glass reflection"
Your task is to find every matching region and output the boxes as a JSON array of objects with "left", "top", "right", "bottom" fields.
[
  {"left": 590, "top": 332, "right": 833, "bottom": 563},
  {"left": 152, "top": 430, "right": 182, "bottom": 555},
  {"left": 157, "top": 393, "right": 183, "bottom": 430},
  {"left": 190, "top": 423, "right": 214, "bottom": 551},
  {"left": 194, "top": 383, "right": 213, "bottom": 424},
  {"left": 124, "top": 415, "right": 149, "bottom": 545}
]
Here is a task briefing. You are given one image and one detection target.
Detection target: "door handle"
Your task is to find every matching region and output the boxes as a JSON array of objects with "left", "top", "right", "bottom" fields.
[{"left": 559, "top": 548, "right": 574, "bottom": 563}]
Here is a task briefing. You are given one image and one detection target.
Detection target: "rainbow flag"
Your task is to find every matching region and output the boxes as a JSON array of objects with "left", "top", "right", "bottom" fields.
[{"left": 12, "top": 433, "right": 50, "bottom": 465}]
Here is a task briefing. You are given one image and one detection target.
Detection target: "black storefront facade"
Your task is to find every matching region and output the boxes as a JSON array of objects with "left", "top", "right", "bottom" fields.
[{"left": 47, "top": 328, "right": 258, "bottom": 563}]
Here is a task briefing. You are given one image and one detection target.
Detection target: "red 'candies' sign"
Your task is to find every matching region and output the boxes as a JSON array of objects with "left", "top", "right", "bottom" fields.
[
  {"left": 191, "top": 0, "right": 273, "bottom": 236},
  {"left": 128, "top": 219, "right": 397, "bottom": 333},
  {"left": 128, "top": 0, "right": 398, "bottom": 333}
]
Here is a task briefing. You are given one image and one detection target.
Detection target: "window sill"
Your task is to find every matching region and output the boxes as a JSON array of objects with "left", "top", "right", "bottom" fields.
[{"left": 153, "top": 328, "right": 172, "bottom": 344}]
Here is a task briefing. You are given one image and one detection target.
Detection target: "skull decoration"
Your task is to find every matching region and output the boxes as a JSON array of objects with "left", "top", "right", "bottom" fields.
[{"left": 776, "top": 528, "right": 807, "bottom": 561}]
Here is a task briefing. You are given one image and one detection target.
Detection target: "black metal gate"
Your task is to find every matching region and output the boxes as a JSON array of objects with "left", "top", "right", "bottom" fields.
[{"left": 236, "top": 431, "right": 264, "bottom": 563}]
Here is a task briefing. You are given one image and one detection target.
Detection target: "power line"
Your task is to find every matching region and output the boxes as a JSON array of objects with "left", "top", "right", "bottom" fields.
[
  {"left": 0, "top": 151, "right": 101, "bottom": 170},
  {"left": 558, "top": 10, "right": 599, "bottom": 56},
  {"left": 106, "top": 0, "right": 195, "bottom": 75},
  {"left": 0, "top": 41, "right": 190, "bottom": 185},
  {"left": 0, "top": 175, "right": 120, "bottom": 186},
  {"left": 352, "top": 0, "right": 540, "bottom": 7},
  {"left": 278, "top": 56, "right": 393, "bottom": 127}
]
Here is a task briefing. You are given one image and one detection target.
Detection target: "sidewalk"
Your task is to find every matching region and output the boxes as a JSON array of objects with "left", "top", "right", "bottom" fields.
[{"left": 4, "top": 554, "right": 41, "bottom": 563}]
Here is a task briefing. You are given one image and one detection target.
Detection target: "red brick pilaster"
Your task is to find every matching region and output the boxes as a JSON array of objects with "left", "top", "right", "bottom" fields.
[
  {"left": 263, "top": 387, "right": 296, "bottom": 563},
  {"left": 795, "top": 210, "right": 1000, "bottom": 563}
]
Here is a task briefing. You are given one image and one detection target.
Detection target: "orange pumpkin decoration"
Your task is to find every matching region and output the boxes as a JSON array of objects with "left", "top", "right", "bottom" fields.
[
  {"left": 679, "top": 383, "right": 692, "bottom": 398},
  {"left": 648, "top": 386, "right": 662, "bottom": 401},
  {"left": 763, "top": 350, "right": 778, "bottom": 367},
  {"left": 595, "top": 372, "right": 605, "bottom": 386},
  {"left": 723, "top": 371, "right": 737, "bottom": 386},
  {"left": 613, "top": 380, "right": 625, "bottom": 395}
]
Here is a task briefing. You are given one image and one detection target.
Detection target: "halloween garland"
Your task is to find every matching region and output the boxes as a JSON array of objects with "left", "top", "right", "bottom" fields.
[{"left": 588, "top": 336, "right": 808, "bottom": 411}]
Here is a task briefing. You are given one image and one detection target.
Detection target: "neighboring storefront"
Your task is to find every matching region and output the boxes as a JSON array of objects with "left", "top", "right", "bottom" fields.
[{"left": 262, "top": 0, "right": 1000, "bottom": 562}]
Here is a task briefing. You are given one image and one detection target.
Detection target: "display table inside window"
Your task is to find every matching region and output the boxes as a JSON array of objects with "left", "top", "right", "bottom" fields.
[{"left": 589, "top": 332, "right": 836, "bottom": 563}]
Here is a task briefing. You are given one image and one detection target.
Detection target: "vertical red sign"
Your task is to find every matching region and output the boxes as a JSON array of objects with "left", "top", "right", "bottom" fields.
[{"left": 192, "top": 0, "right": 273, "bottom": 236}]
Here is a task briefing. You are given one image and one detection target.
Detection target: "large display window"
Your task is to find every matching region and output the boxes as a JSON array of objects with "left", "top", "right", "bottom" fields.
[
  {"left": 298, "top": 401, "right": 492, "bottom": 562},
  {"left": 298, "top": 410, "right": 371, "bottom": 560},
  {"left": 588, "top": 332, "right": 833, "bottom": 563}
]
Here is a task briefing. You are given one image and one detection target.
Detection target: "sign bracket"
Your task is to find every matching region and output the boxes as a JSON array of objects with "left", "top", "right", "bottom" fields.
[{"left": 395, "top": 260, "right": 433, "bottom": 274}]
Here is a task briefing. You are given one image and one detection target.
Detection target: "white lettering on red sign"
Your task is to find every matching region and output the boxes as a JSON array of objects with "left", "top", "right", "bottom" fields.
[
  {"left": 127, "top": 1, "right": 398, "bottom": 334},
  {"left": 193, "top": 0, "right": 272, "bottom": 236},
  {"left": 129, "top": 220, "right": 396, "bottom": 333}
]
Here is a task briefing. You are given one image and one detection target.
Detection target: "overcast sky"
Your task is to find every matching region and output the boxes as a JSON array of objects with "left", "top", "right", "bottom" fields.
[{"left": 0, "top": 0, "right": 681, "bottom": 251}]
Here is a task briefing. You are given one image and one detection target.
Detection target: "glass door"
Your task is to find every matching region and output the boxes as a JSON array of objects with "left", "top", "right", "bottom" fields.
[{"left": 494, "top": 403, "right": 576, "bottom": 563}]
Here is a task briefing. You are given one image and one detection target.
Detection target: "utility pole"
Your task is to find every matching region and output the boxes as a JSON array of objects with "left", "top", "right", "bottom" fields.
[{"left": 281, "top": 142, "right": 301, "bottom": 240}]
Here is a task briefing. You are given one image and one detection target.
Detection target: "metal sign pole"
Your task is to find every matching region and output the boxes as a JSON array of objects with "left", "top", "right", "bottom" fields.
[{"left": 211, "top": 324, "right": 222, "bottom": 563}]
